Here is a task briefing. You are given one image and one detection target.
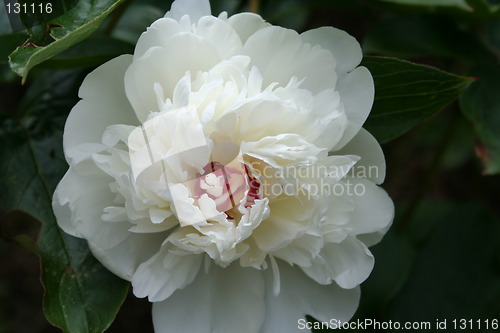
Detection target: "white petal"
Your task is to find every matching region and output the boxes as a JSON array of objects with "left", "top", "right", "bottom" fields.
[
  {"left": 271, "top": 231, "right": 323, "bottom": 267},
  {"left": 52, "top": 158, "right": 130, "bottom": 250},
  {"left": 252, "top": 194, "right": 315, "bottom": 252},
  {"left": 134, "top": 18, "right": 185, "bottom": 60},
  {"left": 132, "top": 247, "right": 203, "bottom": 302},
  {"left": 88, "top": 231, "right": 168, "bottom": 281},
  {"left": 301, "top": 236, "right": 374, "bottom": 289},
  {"left": 196, "top": 16, "right": 243, "bottom": 59},
  {"left": 300, "top": 26, "right": 362, "bottom": 76},
  {"left": 333, "top": 66, "right": 374, "bottom": 149},
  {"left": 241, "top": 133, "right": 324, "bottom": 168},
  {"left": 152, "top": 263, "right": 265, "bottom": 333},
  {"left": 343, "top": 177, "right": 394, "bottom": 238},
  {"left": 218, "top": 98, "right": 315, "bottom": 144},
  {"left": 309, "top": 89, "right": 347, "bottom": 150},
  {"left": 226, "top": 12, "right": 270, "bottom": 44},
  {"left": 125, "top": 35, "right": 221, "bottom": 122},
  {"left": 243, "top": 26, "right": 337, "bottom": 93},
  {"left": 164, "top": 0, "right": 211, "bottom": 22},
  {"left": 333, "top": 128, "right": 386, "bottom": 184},
  {"left": 63, "top": 55, "right": 138, "bottom": 165},
  {"left": 261, "top": 261, "right": 360, "bottom": 333}
]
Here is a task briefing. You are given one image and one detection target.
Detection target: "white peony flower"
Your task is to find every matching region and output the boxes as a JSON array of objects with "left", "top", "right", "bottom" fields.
[{"left": 52, "top": 0, "right": 394, "bottom": 331}]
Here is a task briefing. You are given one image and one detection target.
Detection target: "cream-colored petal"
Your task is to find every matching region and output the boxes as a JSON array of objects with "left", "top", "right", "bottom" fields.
[
  {"left": 164, "top": 0, "right": 211, "bottom": 22},
  {"left": 125, "top": 35, "right": 221, "bottom": 122},
  {"left": 63, "top": 55, "right": 138, "bottom": 165},
  {"left": 196, "top": 16, "right": 243, "bottom": 59},
  {"left": 300, "top": 26, "right": 362, "bottom": 76},
  {"left": 226, "top": 12, "right": 270, "bottom": 44},
  {"left": 52, "top": 158, "right": 130, "bottom": 250},
  {"left": 243, "top": 26, "right": 337, "bottom": 93},
  {"left": 301, "top": 236, "right": 374, "bottom": 289},
  {"left": 252, "top": 194, "right": 316, "bottom": 252},
  {"left": 134, "top": 18, "right": 185, "bottom": 60},
  {"left": 261, "top": 261, "right": 360, "bottom": 332},
  {"left": 132, "top": 247, "right": 203, "bottom": 302},
  {"left": 88, "top": 231, "right": 168, "bottom": 281},
  {"left": 333, "top": 66, "right": 374, "bottom": 149},
  {"left": 343, "top": 177, "right": 394, "bottom": 238},
  {"left": 333, "top": 128, "right": 386, "bottom": 184},
  {"left": 152, "top": 263, "right": 265, "bottom": 333}
]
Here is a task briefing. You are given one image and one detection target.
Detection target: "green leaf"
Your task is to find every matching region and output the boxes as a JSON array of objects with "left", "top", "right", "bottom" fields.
[
  {"left": 0, "top": 33, "right": 28, "bottom": 64},
  {"left": 0, "top": 70, "right": 129, "bottom": 332},
  {"left": 460, "top": 65, "right": 500, "bottom": 174},
  {"left": 8, "top": 0, "right": 126, "bottom": 82},
  {"left": 363, "top": 17, "right": 496, "bottom": 64},
  {"left": 0, "top": 32, "right": 27, "bottom": 83},
  {"left": 379, "top": 0, "right": 472, "bottom": 10},
  {"left": 362, "top": 56, "right": 473, "bottom": 143}
]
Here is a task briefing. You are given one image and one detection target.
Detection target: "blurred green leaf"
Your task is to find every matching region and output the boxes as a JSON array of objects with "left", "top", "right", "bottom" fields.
[
  {"left": 8, "top": 0, "right": 126, "bottom": 82},
  {"left": 363, "top": 17, "right": 496, "bottom": 63},
  {"left": 261, "top": 0, "right": 311, "bottom": 30},
  {"left": 379, "top": 0, "right": 472, "bottom": 10},
  {"left": 388, "top": 203, "right": 500, "bottom": 323},
  {"left": 210, "top": 0, "right": 242, "bottom": 16},
  {"left": 486, "top": 19, "right": 500, "bottom": 50},
  {"left": 467, "top": 0, "right": 500, "bottom": 14},
  {"left": 0, "top": 33, "right": 27, "bottom": 64},
  {"left": 111, "top": 3, "right": 163, "bottom": 44},
  {"left": 357, "top": 229, "right": 416, "bottom": 311},
  {"left": 362, "top": 56, "right": 473, "bottom": 143},
  {"left": 0, "top": 70, "right": 128, "bottom": 332},
  {"left": 460, "top": 65, "right": 500, "bottom": 174}
]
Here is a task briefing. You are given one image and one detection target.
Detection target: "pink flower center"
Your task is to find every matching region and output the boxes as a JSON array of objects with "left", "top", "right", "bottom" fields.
[{"left": 194, "top": 161, "right": 261, "bottom": 220}]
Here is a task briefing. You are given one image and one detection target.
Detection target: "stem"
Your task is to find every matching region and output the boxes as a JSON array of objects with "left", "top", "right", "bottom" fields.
[
  {"left": 397, "top": 109, "right": 460, "bottom": 229},
  {"left": 249, "top": 0, "right": 260, "bottom": 14}
]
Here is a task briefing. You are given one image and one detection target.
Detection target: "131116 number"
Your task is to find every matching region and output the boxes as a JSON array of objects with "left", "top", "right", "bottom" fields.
[{"left": 6, "top": 2, "right": 53, "bottom": 14}]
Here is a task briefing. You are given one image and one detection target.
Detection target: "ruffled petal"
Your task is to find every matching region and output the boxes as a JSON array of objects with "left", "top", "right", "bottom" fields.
[
  {"left": 132, "top": 247, "right": 203, "bottom": 302},
  {"left": 164, "top": 0, "right": 211, "bottom": 23},
  {"left": 88, "top": 231, "right": 168, "bottom": 281},
  {"left": 63, "top": 55, "right": 138, "bottom": 165},
  {"left": 52, "top": 158, "right": 129, "bottom": 249},
  {"left": 226, "top": 12, "right": 270, "bottom": 44},
  {"left": 52, "top": 159, "right": 167, "bottom": 280},
  {"left": 332, "top": 66, "right": 374, "bottom": 149},
  {"left": 195, "top": 16, "right": 243, "bottom": 59},
  {"left": 343, "top": 177, "right": 394, "bottom": 237},
  {"left": 125, "top": 35, "right": 221, "bottom": 122},
  {"left": 152, "top": 263, "right": 265, "bottom": 333},
  {"left": 252, "top": 194, "right": 316, "bottom": 252},
  {"left": 241, "top": 133, "right": 325, "bottom": 168},
  {"left": 300, "top": 26, "right": 362, "bottom": 76},
  {"left": 242, "top": 26, "right": 337, "bottom": 93},
  {"left": 333, "top": 128, "right": 386, "bottom": 184},
  {"left": 134, "top": 18, "right": 185, "bottom": 60},
  {"left": 301, "top": 236, "right": 374, "bottom": 289},
  {"left": 261, "top": 261, "right": 360, "bottom": 332}
]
